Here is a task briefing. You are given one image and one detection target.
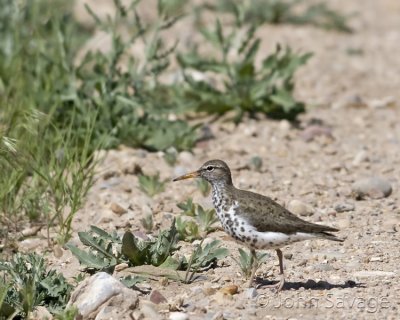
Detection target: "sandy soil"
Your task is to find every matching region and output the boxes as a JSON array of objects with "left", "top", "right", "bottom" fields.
[{"left": 15, "top": 0, "right": 400, "bottom": 319}]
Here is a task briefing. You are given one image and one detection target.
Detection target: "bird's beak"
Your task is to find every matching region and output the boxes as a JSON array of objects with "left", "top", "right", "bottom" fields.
[{"left": 173, "top": 170, "right": 200, "bottom": 181}]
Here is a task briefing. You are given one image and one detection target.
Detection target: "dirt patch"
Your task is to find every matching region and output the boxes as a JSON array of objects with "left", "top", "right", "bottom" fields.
[{"left": 16, "top": 0, "right": 400, "bottom": 318}]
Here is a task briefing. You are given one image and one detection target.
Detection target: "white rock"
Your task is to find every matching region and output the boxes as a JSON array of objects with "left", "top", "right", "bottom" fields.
[
  {"left": 287, "top": 200, "right": 314, "bottom": 216},
  {"left": 174, "top": 166, "right": 188, "bottom": 178},
  {"left": 178, "top": 151, "right": 194, "bottom": 164},
  {"left": 352, "top": 150, "right": 369, "bottom": 166},
  {"left": 279, "top": 119, "right": 291, "bottom": 132},
  {"left": 244, "top": 288, "right": 258, "bottom": 299},
  {"left": 29, "top": 306, "right": 53, "bottom": 320},
  {"left": 141, "top": 302, "right": 162, "bottom": 320},
  {"left": 67, "top": 272, "right": 138, "bottom": 319},
  {"left": 169, "top": 312, "right": 189, "bottom": 320},
  {"left": 352, "top": 177, "right": 392, "bottom": 199},
  {"left": 369, "top": 257, "right": 382, "bottom": 262},
  {"left": 367, "top": 96, "right": 396, "bottom": 109},
  {"left": 18, "top": 238, "right": 43, "bottom": 252}
]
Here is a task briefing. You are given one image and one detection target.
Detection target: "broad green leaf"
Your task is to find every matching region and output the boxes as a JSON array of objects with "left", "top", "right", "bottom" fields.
[
  {"left": 120, "top": 275, "right": 145, "bottom": 288},
  {"left": 78, "top": 232, "right": 115, "bottom": 259},
  {"left": 121, "top": 232, "right": 146, "bottom": 266},
  {"left": 159, "top": 256, "right": 181, "bottom": 270},
  {"left": 66, "top": 244, "right": 110, "bottom": 269}
]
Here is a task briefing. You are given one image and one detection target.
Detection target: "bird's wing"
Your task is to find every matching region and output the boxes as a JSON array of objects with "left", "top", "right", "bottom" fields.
[{"left": 235, "top": 189, "right": 339, "bottom": 234}]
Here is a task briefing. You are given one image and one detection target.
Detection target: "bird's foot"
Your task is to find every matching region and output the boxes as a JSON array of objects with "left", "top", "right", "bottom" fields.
[{"left": 261, "top": 274, "right": 285, "bottom": 293}]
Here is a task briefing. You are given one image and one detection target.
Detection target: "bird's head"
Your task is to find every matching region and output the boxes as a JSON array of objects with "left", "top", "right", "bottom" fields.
[{"left": 173, "top": 159, "right": 232, "bottom": 185}]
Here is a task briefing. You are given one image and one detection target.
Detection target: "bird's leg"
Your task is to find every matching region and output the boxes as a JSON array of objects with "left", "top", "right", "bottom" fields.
[
  {"left": 247, "top": 249, "right": 258, "bottom": 288},
  {"left": 264, "top": 248, "right": 285, "bottom": 292},
  {"left": 275, "top": 248, "right": 285, "bottom": 292}
]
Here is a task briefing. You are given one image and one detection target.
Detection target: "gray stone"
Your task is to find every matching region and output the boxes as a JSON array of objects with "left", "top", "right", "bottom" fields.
[
  {"left": 300, "top": 125, "right": 333, "bottom": 142},
  {"left": 313, "top": 263, "right": 335, "bottom": 271},
  {"left": 334, "top": 203, "right": 355, "bottom": 213},
  {"left": 352, "top": 177, "right": 392, "bottom": 199},
  {"left": 244, "top": 288, "right": 258, "bottom": 299},
  {"left": 248, "top": 156, "right": 263, "bottom": 172},
  {"left": 67, "top": 272, "right": 138, "bottom": 319},
  {"left": 149, "top": 289, "right": 168, "bottom": 304}
]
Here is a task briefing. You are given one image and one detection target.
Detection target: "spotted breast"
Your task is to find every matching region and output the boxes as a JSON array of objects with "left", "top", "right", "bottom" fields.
[{"left": 212, "top": 183, "right": 316, "bottom": 250}]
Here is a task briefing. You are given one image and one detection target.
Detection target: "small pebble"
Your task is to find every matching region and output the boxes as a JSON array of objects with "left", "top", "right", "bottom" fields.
[
  {"left": 248, "top": 156, "right": 263, "bottom": 171},
  {"left": 368, "top": 96, "right": 396, "bottom": 109},
  {"left": 300, "top": 125, "right": 333, "bottom": 142},
  {"left": 149, "top": 289, "right": 167, "bottom": 304},
  {"left": 18, "top": 238, "right": 42, "bottom": 252},
  {"left": 219, "top": 285, "right": 238, "bottom": 295},
  {"left": 369, "top": 257, "right": 382, "bottom": 262},
  {"left": 334, "top": 203, "right": 355, "bottom": 213},
  {"left": 245, "top": 288, "right": 258, "bottom": 299},
  {"left": 178, "top": 151, "right": 194, "bottom": 164},
  {"left": 110, "top": 202, "right": 127, "bottom": 215},
  {"left": 352, "top": 177, "right": 392, "bottom": 199},
  {"left": 284, "top": 253, "right": 293, "bottom": 260},
  {"left": 203, "top": 287, "right": 217, "bottom": 296},
  {"left": 313, "top": 263, "right": 335, "bottom": 271},
  {"left": 53, "top": 245, "right": 63, "bottom": 258},
  {"left": 103, "top": 170, "right": 119, "bottom": 180},
  {"left": 352, "top": 150, "right": 369, "bottom": 166},
  {"left": 287, "top": 200, "right": 314, "bottom": 216}
]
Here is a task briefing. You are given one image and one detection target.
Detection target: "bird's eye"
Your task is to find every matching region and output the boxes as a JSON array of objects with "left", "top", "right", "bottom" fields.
[{"left": 206, "top": 166, "right": 214, "bottom": 171}]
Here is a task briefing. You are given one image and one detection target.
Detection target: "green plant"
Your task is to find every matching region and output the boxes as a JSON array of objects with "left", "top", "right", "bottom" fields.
[
  {"left": 54, "top": 306, "right": 79, "bottom": 320},
  {"left": 163, "top": 147, "right": 178, "bottom": 166},
  {"left": 176, "top": 198, "right": 196, "bottom": 216},
  {"left": 176, "top": 199, "right": 219, "bottom": 241},
  {"left": 176, "top": 218, "right": 200, "bottom": 242},
  {"left": 205, "top": 0, "right": 352, "bottom": 32},
  {"left": 140, "top": 214, "right": 154, "bottom": 233},
  {"left": 67, "top": 221, "right": 179, "bottom": 272},
  {"left": 138, "top": 173, "right": 166, "bottom": 197},
  {"left": 0, "top": 109, "right": 99, "bottom": 247},
  {"left": 182, "top": 239, "right": 229, "bottom": 283},
  {"left": 66, "top": 226, "right": 123, "bottom": 272},
  {"left": 0, "top": 0, "right": 100, "bottom": 246},
  {"left": 232, "top": 248, "right": 270, "bottom": 278},
  {"left": 121, "top": 221, "right": 179, "bottom": 267},
  {"left": 178, "top": 18, "right": 312, "bottom": 122},
  {"left": 196, "top": 178, "right": 211, "bottom": 196},
  {"left": 119, "top": 275, "right": 146, "bottom": 289},
  {"left": 0, "top": 253, "right": 73, "bottom": 318},
  {"left": 68, "top": 0, "right": 199, "bottom": 152},
  {"left": 249, "top": 155, "right": 263, "bottom": 171}
]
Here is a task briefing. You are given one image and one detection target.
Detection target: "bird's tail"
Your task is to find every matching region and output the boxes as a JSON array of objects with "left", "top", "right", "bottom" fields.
[{"left": 317, "top": 231, "right": 344, "bottom": 242}]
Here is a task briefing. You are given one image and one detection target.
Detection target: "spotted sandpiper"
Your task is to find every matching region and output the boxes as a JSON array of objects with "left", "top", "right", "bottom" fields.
[{"left": 173, "top": 159, "right": 343, "bottom": 291}]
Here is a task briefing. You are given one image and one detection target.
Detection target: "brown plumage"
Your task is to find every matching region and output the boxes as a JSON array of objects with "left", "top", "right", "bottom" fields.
[
  {"left": 230, "top": 187, "right": 341, "bottom": 240},
  {"left": 173, "top": 159, "right": 343, "bottom": 291}
]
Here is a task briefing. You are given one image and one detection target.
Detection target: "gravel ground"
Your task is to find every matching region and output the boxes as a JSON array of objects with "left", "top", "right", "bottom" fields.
[{"left": 17, "top": 0, "right": 400, "bottom": 319}]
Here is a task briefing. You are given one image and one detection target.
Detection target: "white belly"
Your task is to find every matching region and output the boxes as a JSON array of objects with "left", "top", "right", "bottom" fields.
[{"left": 216, "top": 202, "right": 316, "bottom": 249}]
